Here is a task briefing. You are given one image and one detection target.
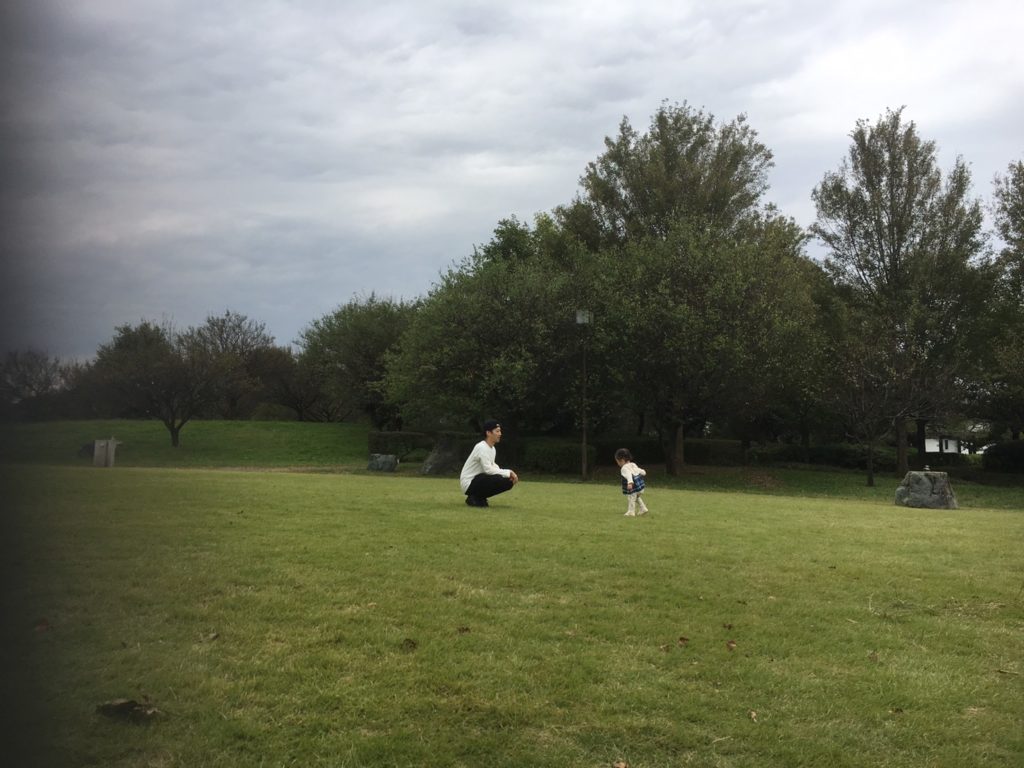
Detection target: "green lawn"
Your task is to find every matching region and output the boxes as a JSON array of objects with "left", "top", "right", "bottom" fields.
[
  {"left": 2, "top": 464, "right": 1022, "bottom": 767},
  {"left": 0, "top": 419, "right": 370, "bottom": 468}
]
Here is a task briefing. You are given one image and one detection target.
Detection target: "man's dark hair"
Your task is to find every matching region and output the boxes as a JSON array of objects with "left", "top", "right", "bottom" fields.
[
  {"left": 614, "top": 448, "right": 633, "bottom": 461},
  {"left": 482, "top": 419, "right": 501, "bottom": 435}
]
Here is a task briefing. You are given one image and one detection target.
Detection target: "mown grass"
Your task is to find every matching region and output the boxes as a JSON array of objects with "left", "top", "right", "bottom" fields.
[
  {"left": 2, "top": 465, "right": 1022, "bottom": 767},
  {"left": 0, "top": 419, "right": 369, "bottom": 468},
  {"left": 1, "top": 419, "right": 1021, "bottom": 509}
]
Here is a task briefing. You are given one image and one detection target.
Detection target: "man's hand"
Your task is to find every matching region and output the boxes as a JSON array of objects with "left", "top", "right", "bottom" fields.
[
  {"left": 627, "top": 481, "right": 634, "bottom": 491},
  {"left": 509, "top": 470, "right": 519, "bottom": 484}
]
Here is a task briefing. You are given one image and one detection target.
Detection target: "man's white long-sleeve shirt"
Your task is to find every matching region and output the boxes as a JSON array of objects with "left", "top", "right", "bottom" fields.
[{"left": 459, "top": 440, "right": 510, "bottom": 492}]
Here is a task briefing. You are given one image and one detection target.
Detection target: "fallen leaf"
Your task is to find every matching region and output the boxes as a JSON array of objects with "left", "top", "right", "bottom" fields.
[
  {"left": 96, "top": 699, "right": 162, "bottom": 722},
  {"left": 613, "top": 761, "right": 630, "bottom": 768},
  {"left": 723, "top": 623, "right": 733, "bottom": 630},
  {"left": 456, "top": 626, "right": 470, "bottom": 634},
  {"left": 204, "top": 632, "right": 219, "bottom": 642},
  {"left": 677, "top": 636, "right": 689, "bottom": 646},
  {"left": 400, "top": 638, "right": 418, "bottom": 652},
  {"left": 726, "top": 640, "right": 737, "bottom": 651},
  {"left": 660, "top": 643, "right": 671, "bottom": 652},
  {"left": 748, "top": 709, "right": 758, "bottom": 722},
  {"left": 888, "top": 707, "right": 904, "bottom": 715}
]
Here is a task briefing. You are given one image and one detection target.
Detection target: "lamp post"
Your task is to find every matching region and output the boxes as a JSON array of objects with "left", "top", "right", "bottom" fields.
[{"left": 576, "top": 309, "right": 592, "bottom": 480}]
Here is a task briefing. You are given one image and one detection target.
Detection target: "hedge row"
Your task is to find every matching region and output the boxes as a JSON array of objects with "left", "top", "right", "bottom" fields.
[
  {"left": 369, "top": 431, "right": 1020, "bottom": 474},
  {"left": 982, "top": 440, "right": 1024, "bottom": 473}
]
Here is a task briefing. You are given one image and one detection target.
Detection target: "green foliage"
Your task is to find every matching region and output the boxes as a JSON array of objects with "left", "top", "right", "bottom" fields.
[
  {"left": 367, "top": 430, "right": 435, "bottom": 460},
  {"left": 571, "top": 101, "right": 773, "bottom": 245},
  {"left": 91, "top": 321, "right": 222, "bottom": 446},
  {"left": 750, "top": 442, "right": 899, "bottom": 472},
  {"left": 517, "top": 436, "right": 595, "bottom": 474},
  {"left": 591, "top": 435, "right": 665, "bottom": 465},
  {"left": 812, "top": 107, "right": 995, "bottom": 477},
  {"left": 386, "top": 215, "right": 597, "bottom": 434},
  {"left": 190, "top": 310, "right": 278, "bottom": 419},
  {"left": 299, "top": 294, "right": 419, "bottom": 429},
  {"left": 981, "top": 440, "right": 1024, "bottom": 473}
]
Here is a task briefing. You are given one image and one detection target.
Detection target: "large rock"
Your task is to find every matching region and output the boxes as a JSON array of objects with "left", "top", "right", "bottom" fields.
[
  {"left": 421, "top": 437, "right": 463, "bottom": 476},
  {"left": 894, "top": 471, "right": 958, "bottom": 509},
  {"left": 367, "top": 453, "right": 399, "bottom": 472}
]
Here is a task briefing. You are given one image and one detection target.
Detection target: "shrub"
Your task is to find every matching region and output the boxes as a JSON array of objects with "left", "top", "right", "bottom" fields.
[
  {"left": 518, "top": 437, "right": 596, "bottom": 474},
  {"left": 592, "top": 436, "right": 664, "bottom": 466},
  {"left": 367, "top": 431, "right": 434, "bottom": 460},
  {"left": 683, "top": 439, "right": 746, "bottom": 466},
  {"left": 981, "top": 441, "right": 1024, "bottom": 473}
]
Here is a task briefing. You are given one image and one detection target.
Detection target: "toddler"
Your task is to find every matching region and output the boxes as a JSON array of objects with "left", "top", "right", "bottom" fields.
[{"left": 614, "top": 448, "right": 649, "bottom": 517}]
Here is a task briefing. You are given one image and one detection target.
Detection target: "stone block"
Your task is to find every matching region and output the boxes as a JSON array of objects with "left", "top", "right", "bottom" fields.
[
  {"left": 367, "top": 453, "right": 399, "bottom": 472},
  {"left": 894, "top": 471, "right": 958, "bottom": 509}
]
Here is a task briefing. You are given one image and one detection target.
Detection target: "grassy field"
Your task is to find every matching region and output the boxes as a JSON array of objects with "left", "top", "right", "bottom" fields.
[
  {"left": 2, "top": 461, "right": 1022, "bottom": 767},
  {"left": 0, "top": 419, "right": 370, "bottom": 468},
  {"left": 0, "top": 419, "right": 1021, "bottom": 509}
]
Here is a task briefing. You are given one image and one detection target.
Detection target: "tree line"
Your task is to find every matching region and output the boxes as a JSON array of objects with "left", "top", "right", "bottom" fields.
[{"left": 3, "top": 105, "right": 1022, "bottom": 482}]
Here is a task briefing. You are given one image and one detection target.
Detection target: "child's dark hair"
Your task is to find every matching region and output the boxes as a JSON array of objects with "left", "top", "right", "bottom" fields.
[{"left": 614, "top": 448, "right": 632, "bottom": 462}]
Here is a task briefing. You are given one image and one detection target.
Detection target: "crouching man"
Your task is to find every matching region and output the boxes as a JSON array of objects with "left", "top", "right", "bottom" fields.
[{"left": 460, "top": 419, "right": 519, "bottom": 507}]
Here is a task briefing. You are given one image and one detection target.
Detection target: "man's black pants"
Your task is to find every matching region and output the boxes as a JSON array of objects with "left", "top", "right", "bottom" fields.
[{"left": 466, "top": 473, "right": 514, "bottom": 500}]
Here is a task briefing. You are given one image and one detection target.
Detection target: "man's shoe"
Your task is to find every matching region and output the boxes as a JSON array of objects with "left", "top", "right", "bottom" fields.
[
  {"left": 465, "top": 496, "right": 476, "bottom": 506},
  {"left": 479, "top": 497, "right": 489, "bottom": 507}
]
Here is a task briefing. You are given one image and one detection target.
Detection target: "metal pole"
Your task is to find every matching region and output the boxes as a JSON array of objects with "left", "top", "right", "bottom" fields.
[{"left": 581, "top": 333, "right": 588, "bottom": 480}]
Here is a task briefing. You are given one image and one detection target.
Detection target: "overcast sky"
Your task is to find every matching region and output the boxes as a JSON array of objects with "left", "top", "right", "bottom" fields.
[{"left": 2, "top": 0, "right": 1022, "bottom": 359}]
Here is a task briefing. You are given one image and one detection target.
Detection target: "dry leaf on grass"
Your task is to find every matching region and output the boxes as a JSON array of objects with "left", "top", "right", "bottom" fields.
[
  {"left": 748, "top": 709, "right": 758, "bottom": 722},
  {"left": 726, "top": 639, "right": 737, "bottom": 651},
  {"left": 96, "top": 698, "right": 162, "bottom": 722},
  {"left": 400, "top": 638, "right": 418, "bottom": 652},
  {"left": 677, "top": 636, "right": 689, "bottom": 646},
  {"left": 613, "top": 761, "right": 630, "bottom": 768}
]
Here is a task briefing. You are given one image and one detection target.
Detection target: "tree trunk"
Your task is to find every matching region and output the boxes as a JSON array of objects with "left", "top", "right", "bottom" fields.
[
  {"left": 916, "top": 418, "right": 927, "bottom": 468},
  {"left": 800, "top": 421, "right": 811, "bottom": 464},
  {"left": 865, "top": 441, "right": 875, "bottom": 487},
  {"left": 169, "top": 424, "right": 181, "bottom": 447},
  {"left": 895, "top": 417, "right": 908, "bottom": 475},
  {"left": 665, "top": 422, "right": 685, "bottom": 475}
]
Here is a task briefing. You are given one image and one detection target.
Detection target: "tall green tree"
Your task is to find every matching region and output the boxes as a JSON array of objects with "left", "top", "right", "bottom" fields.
[
  {"left": 811, "top": 107, "right": 992, "bottom": 474},
  {"left": 559, "top": 102, "right": 812, "bottom": 473},
  {"left": 299, "top": 294, "right": 419, "bottom": 429},
  {"left": 980, "top": 160, "right": 1024, "bottom": 439},
  {"left": 93, "top": 321, "right": 219, "bottom": 446},
  {"left": 191, "top": 310, "right": 277, "bottom": 419},
  {"left": 386, "top": 215, "right": 614, "bottom": 439},
  {"left": 567, "top": 101, "right": 773, "bottom": 245}
]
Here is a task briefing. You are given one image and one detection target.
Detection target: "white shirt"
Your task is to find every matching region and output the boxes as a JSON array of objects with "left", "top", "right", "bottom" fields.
[{"left": 459, "top": 440, "right": 510, "bottom": 492}]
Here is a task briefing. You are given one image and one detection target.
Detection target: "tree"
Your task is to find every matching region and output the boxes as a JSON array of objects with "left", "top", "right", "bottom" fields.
[
  {"left": 811, "top": 107, "right": 992, "bottom": 474},
  {"left": 559, "top": 102, "right": 806, "bottom": 473},
  {"left": 827, "top": 312, "right": 908, "bottom": 486},
  {"left": 0, "top": 349, "right": 65, "bottom": 419},
  {"left": 191, "top": 310, "right": 277, "bottom": 419},
  {"left": 385, "top": 215, "right": 616, "bottom": 440},
  {"left": 299, "top": 294, "right": 419, "bottom": 429},
  {"left": 978, "top": 160, "right": 1024, "bottom": 439},
  {"left": 567, "top": 100, "right": 773, "bottom": 246},
  {"left": 93, "top": 321, "right": 219, "bottom": 446}
]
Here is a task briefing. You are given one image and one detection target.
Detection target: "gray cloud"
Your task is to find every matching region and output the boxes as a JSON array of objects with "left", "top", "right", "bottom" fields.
[{"left": 3, "top": 0, "right": 1022, "bottom": 357}]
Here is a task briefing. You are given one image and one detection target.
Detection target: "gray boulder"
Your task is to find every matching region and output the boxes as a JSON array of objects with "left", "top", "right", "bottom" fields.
[
  {"left": 421, "top": 437, "right": 463, "bottom": 476},
  {"left": 367, "top": 453, "right": 399, "bottom": 472},
  {"left": 894, "top": 471, "right": 958, "bottom": 509}
]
